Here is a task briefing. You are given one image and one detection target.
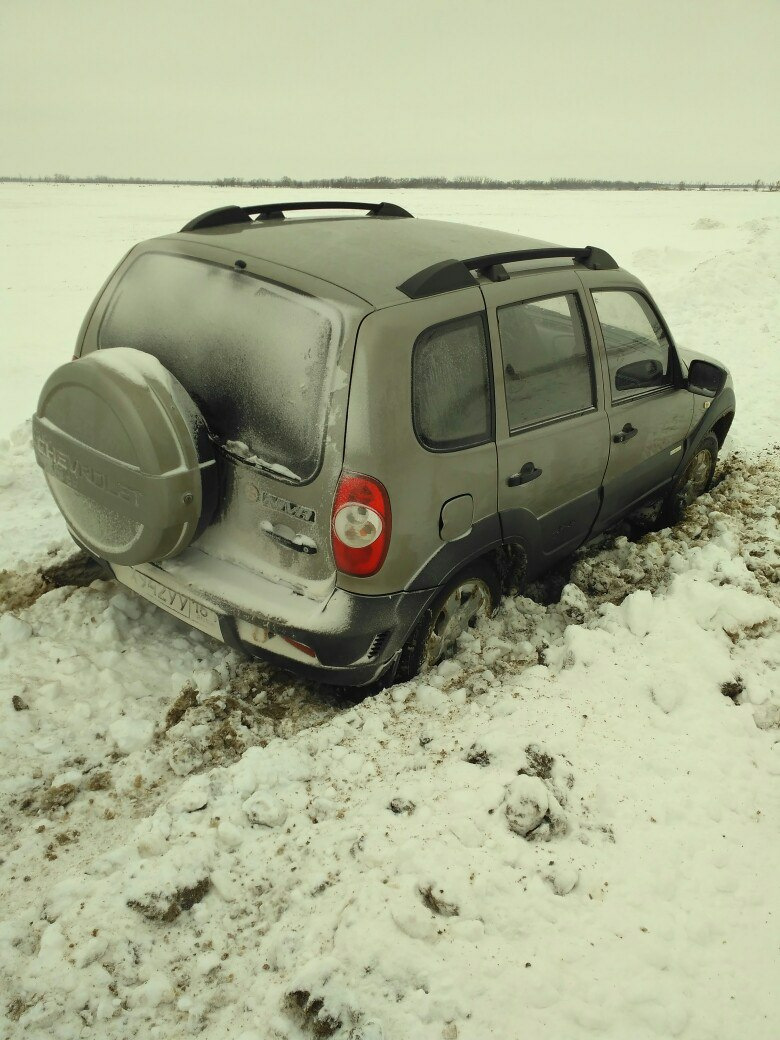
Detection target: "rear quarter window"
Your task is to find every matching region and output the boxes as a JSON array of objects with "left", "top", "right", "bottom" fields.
[{"left": 412, "top": 314, "right": 492, "bottom": 451}]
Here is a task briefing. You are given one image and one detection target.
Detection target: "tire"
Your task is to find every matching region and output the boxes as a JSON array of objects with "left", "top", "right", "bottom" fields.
[
  {"left": 33, "top": 348, "right": 218, "bottom": 566},
  {"left": 658, "top": 432, "right": 719, "bottom": 527},
  {"left": 395, "top": 559, "right": 501, "bottom": 683}
]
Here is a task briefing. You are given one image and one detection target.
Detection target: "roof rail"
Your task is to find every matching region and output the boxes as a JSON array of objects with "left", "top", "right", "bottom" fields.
[
  {"left": 397, "top": 245, "right": 619, "bottom": 300},
  {"left": 181, "top": 199, "right": 413, "bottom": 232}
]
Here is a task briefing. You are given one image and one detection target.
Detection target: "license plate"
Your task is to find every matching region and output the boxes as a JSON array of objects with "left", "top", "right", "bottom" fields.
[{"left": 114, "top": 565, "right": 223, "bottom": 640}]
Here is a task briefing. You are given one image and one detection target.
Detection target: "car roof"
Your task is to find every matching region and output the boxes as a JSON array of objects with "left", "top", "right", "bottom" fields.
[{"left": 169, "top": 215, "right": 565, "bottom": 309}]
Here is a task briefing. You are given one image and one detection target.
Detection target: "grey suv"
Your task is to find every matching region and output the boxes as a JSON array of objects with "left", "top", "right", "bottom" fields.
[{"left": 32, "top": 200, "right": 735, "bottom": 685}]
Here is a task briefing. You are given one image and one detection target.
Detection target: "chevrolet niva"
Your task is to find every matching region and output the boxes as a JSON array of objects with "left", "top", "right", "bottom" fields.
[{"left": 33, "top": 200, "right": 735, "bottom": 685}]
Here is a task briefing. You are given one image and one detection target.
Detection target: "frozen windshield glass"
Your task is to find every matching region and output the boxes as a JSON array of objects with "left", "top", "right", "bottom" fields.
[{"left": 99, "top": 252, "right": 345, "bottom": 481}]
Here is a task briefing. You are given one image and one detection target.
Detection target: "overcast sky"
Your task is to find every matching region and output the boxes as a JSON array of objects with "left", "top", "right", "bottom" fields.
[{"left": 2, "top": 0, "right": 778, "bottom": 183}]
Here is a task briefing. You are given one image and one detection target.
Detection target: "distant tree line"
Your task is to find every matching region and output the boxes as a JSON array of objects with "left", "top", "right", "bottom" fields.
[{"left": 1, "top": 173, "right": 777, "bottom": 190}]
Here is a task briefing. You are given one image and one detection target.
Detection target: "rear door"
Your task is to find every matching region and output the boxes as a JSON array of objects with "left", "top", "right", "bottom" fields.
[
  {"left": 580, "top": 279, "right": 694, "bottom": 532},
  {"left": 482, "top": 270, "right": 611, "bottom": 576}
]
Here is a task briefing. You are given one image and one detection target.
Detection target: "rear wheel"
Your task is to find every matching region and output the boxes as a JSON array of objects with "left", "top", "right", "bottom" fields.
[
  {"left": 395, "top": 560, "right": 501, "bottom": 683},
  {"left": 658, "top": 433, "right": 719, "bottom": 527}
]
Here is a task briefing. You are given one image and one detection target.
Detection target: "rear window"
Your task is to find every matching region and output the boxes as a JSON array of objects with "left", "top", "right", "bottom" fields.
[{"left": 98, "top": 252, "right": 347, "bottom": 482}]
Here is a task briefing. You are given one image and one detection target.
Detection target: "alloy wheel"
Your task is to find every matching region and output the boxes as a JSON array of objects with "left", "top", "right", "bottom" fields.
[
  {"left": 680, "top": 447, "right": 714, "bottom": 506},
  {"left": 424, "top": 579, "right": 492, "bottom": 667}
]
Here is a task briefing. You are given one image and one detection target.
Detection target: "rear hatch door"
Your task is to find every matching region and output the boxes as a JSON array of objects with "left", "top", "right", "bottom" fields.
[{"left": 93, "top": 240, "right": 371, "bottom": 602}]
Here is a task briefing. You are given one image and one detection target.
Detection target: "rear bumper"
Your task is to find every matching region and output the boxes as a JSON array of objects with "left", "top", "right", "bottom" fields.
[
  {"left": 217, "top": 586, "right": 430, "bottom": 686},
  {"left": 220, "top": 617, "right": 402, "bottom": 687},
  {"left": 110, "top": 559, "right": 431, "bottom": 687}
]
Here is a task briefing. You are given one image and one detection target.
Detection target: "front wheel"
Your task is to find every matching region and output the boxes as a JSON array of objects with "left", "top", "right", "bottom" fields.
[
  {"left": 394, "top": 560, "right": 501, "bottom": 683},
  {"left": 658, "top": 432, "right": 719, "bottom": 527}
]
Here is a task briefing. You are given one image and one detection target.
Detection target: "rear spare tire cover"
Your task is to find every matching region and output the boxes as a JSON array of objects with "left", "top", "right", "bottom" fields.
[{"left": 33, "top": 348, "right": 218, "bottom": 566}]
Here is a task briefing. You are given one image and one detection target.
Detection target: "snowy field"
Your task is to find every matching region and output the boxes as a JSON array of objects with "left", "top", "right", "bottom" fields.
[{"left": 0, "top": 185, "right": 778, "bottom": 1039}]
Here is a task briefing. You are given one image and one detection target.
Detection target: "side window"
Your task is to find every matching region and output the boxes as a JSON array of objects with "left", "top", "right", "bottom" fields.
[
  {"left": 497, "top": 292, "right": 594, "bottom": 431},
  {"left": 591, "top": 290, "right": 671, "bottom": 400},
  {"left": 412, "top": 314, "right": 492, "bottom": 451}
]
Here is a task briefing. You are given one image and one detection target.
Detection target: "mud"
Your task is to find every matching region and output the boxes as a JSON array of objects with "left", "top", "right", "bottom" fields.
[
  {"left": 0, "top": 551, "right": 108, "bottom": 613},
  {"left": 164, "top": 684, "right": 199, "bottom": 731},
  {"left": 721, "top": 679, "right": 745, "bottom": 702},
  {"left": 465, "top": 744, "right": 491, "bottom": 766},
  {"left": 39, "top": 783, "right": 78, "bottom": 811},
  {"left": 85, "top": 770, "right": 112, "bottom": 792},
  {"left": 127, "top": 877, "right": 211, "bottom": 923},
  {"left": 520, "top": 745, "right": 555, "bottom": 781},
  {"left": 161, "top": 661, "right": 364, "bottom": 777},
  {"left": 419, "top": 884, "right": 460, "bottom": 917},
  {"left": 286, "top": 990, "right": 342, "bottom": 1038},
  {"left": 6, "top": 996, "right": 36, "bottom": 1023},
  {"left": 388, "top": 797, "right": 416, "bottom": 815}
]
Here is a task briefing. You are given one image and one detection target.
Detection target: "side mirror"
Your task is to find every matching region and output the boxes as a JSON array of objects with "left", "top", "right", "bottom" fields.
[
  {"left": 686, "top": 359, "right": 726, "bottom": 398},
  {"left": 615, "top": 358, "right": 663, "bottom": 391}
]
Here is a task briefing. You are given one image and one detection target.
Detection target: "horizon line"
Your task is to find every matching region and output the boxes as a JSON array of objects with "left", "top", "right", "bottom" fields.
[{"left": 1, "top": 174, "right": 777, "bottom": 191}]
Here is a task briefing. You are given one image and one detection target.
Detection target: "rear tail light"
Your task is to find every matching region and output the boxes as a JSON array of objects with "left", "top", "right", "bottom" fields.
[{"left": 331, "top": 471, "right": 391, "bottom": 577}]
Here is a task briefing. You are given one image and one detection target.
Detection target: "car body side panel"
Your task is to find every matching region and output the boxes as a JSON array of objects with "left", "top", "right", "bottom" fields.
[
  {"left": 339, "top": 286, "right": 499, "bottom": 597},
  {"left": 405, "top": 514, "right": 503, "bottom": 592},
  {"left": 676, "top": 384, "right": 736, "bottom": 467}
]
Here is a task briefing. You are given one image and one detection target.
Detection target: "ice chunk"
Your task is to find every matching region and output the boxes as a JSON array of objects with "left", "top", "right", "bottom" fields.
[
  {"left": 168, "top": 775, "right": 211, "bottom": 813},
  {"left": 504, "top": 775, "right": 549, "bottom": 837},
  {"left": 0, "top": 614, "right": 33, "bottom": 644},
  {"left": 129, "top": 972, "right": 176, "bottom": 1007},
  {"left": 109, "top": 716, "right": 155, "bottom": 753},
  {"left": 242, "top": 790, "right": 287, "bottom": 827}
]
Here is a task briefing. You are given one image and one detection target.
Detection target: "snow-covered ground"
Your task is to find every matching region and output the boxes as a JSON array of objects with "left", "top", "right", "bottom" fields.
[{"left": 0, "top": 186, "right": 778, "bottom": 1039}]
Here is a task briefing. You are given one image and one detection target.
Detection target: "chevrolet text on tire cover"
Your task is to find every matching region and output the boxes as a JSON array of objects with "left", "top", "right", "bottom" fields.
[
  {"left": 33, "top": 200, "right": 736, "bottom": 686},
  {"left": 34, "top": 348, "right": 217, "bottom": 565}
]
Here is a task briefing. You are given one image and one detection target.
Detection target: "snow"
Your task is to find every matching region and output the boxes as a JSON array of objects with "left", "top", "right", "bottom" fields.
[
  {"left": 84, "top": 345, "right": 177, "bottom": 390},
  {"left": 224, "top": 440, "right": 301, "bottom": 482},
  {"left": 0, "top": 185, "right": 779, "bottom": 1039}
]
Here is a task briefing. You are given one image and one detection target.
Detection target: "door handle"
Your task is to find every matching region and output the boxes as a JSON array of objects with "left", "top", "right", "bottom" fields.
[
  {"left": 507, "top": 462, "right": 542, "bottom": 487},
  {"left": 613, "top": 423, "right": 638, "bottom": 443}
]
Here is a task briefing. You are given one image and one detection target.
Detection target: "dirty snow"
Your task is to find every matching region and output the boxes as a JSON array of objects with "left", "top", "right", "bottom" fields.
[{"left": 1, "top": 186, "right": 779, "bottom": 1039}]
